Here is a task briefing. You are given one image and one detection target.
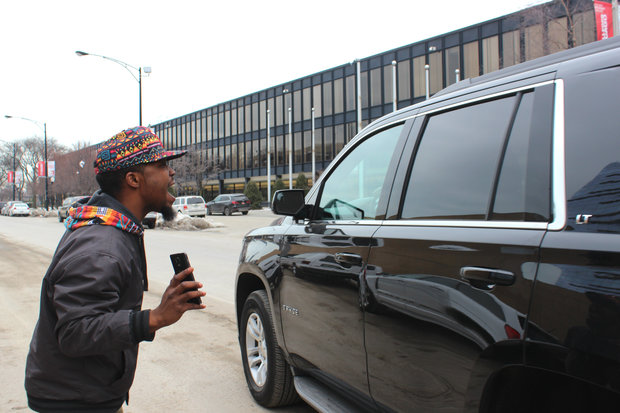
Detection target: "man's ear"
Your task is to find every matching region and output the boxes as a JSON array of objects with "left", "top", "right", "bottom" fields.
[{"left": 124, "top": 171, "right": 142, "bottom": 190}]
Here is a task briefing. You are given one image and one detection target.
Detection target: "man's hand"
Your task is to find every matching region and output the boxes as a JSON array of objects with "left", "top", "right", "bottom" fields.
[{"left": 149, "top": 267, "right": 206, "bottom": 333}]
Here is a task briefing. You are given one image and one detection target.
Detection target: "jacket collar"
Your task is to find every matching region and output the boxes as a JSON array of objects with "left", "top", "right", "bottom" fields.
[{"left": 64, "top": 190, "right": 143, "bottom": 237}]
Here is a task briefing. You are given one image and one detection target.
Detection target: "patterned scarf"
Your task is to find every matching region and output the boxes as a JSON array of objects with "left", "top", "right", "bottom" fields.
[{"left": 65, "top": 205, "right": 143, "bottom": 237}]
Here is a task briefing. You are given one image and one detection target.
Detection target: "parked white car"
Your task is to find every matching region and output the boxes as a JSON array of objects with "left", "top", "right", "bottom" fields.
[
  {"left": 8, "top": 202, "right": 30, "bottom": 217},
  {"left": 172, "top": 195, "right": 207, "bottom": 217},
  {"left": 1, "top": 201, "right": 18, "bottom": 215}
]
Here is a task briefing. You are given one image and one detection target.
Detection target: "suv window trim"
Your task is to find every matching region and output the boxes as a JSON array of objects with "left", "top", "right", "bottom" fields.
[
  {"left": 310, "top": 121, "right": 411, "bottom": 222},
  {"left": 413, "top": 80, "right": 555, "bottom": 120},
  {"left": 549, "top": 78, "right": 566, "bottom": 231},
  {"left": 381, "top": 79, "right": 565, "bottom": 231},
  {"left": 306, "top": 79, "right": 566, "bottom": 231}
]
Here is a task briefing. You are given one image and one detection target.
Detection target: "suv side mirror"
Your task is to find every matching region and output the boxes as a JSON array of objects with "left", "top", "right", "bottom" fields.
[{"left": 272, "top": 189, "right": 309, "bottom": 218}]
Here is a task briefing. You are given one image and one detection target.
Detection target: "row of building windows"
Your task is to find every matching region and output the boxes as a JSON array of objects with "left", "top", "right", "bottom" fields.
[
  {"left": 200, "top": 123, "right": 359, "bottom": 170},
  {"left": 155, "top": 8, "right": 595, "bottom": 182}
]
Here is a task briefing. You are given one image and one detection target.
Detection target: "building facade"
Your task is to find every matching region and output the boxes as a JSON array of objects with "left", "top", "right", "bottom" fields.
[{"left": 56, "top": 1, "right": 598, "bottom": 202}]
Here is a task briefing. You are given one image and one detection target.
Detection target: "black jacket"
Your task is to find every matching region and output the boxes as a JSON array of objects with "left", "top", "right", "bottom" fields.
[{"left": 25, "top": 191, "right": 154, "bottom": 412}]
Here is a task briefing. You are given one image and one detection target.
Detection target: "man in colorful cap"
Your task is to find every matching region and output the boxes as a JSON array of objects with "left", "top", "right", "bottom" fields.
[{"left": 25, "top": 126, "right": 205, "bottom": 413}]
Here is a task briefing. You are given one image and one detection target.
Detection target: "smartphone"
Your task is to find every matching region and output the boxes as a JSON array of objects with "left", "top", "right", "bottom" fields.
[{"left": 170, "top": 253, "right": 202, "bottom": 305}]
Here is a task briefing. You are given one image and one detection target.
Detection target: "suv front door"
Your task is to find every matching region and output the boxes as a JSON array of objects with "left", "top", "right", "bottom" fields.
[{"left": 278, "top": 123, "right": 407, "bottom": 408}]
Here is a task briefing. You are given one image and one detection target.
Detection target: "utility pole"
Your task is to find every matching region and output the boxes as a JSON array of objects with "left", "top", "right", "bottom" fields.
[
  {"left": 44, "top": 123, "right": 49, "bottom": 210},
  {"left": 13, "top": 143, "right": 16, "bottom": 200}
]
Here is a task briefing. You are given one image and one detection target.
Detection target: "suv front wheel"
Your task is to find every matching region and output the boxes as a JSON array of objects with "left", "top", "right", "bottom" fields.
[{"left": 240, "top": 290, "right": 298, "bottom": 407}]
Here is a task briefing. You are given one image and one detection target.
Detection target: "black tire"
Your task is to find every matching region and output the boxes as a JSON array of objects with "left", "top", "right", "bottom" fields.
[
  {"left": 147, "top": 222, "right": 155, "bottom": 229},
  {"left": 242, "top": 211, "right": 249, "bottom": 215},
  {"left": 240, "top": 290, "right": 298, "bottom": 407},
  {"left": 58, "top": 214, "right": 64, "bottom": 222},
  {"left": 224, "top": 206, "right": 231, "bottom": 216},
  {"left": 207, "top": 207, "right": 212, "bottom": 216}
]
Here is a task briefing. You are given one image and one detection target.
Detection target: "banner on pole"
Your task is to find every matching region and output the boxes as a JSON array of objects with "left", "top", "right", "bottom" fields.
[
  {"left": 48, "top": 161, "right": 56, "bottom": 178},
  {"left": 37, "top": 161, "right": 46, "bottom": 177},
  {"left": 594, "top": 0, "right": 613, "bottom": 40},
  {"left": 15, "top": 171, "right": 22, "bottom": 186},
  {"left": 8, "top": 171, "right": 14, "bottom": 183}
]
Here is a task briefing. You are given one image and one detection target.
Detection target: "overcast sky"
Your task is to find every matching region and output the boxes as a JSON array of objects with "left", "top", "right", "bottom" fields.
[{"left": 0, "top": 0, "right": 547, "bottom": 148}]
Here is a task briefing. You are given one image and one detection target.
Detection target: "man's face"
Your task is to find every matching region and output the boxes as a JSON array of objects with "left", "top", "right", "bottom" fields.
[{"left": 139, "top": 159, "right": 178, "bottom": 222}]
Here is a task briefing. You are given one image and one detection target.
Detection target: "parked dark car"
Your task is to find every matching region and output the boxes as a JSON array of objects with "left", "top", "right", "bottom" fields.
[
  {"left": 142, "top": 211, "right": 159, "bottom": 229},
  {"left": 207, "top": 193, "right": 251, "bottom": 216},
  {"left": 58, "top": 196, "right": 89, "bottom": 222},
  {"left": 235, "top": 37, "right": 620, "bottom": 412}
]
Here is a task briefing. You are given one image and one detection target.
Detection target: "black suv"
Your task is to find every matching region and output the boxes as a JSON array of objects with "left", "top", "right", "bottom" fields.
[{"left": 235, "top": 36, "right": 620, "bottom": 413}]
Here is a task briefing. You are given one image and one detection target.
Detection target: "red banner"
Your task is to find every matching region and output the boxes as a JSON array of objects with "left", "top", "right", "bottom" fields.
[
  {"left": 594, "top": 0, "right": 613, "bottom": 40},
  {"left": 8, "top": 171, "right": 14, "bottom": 183},
  {"left": 36, "top": 161, "right": 46, "bottom": 177}
]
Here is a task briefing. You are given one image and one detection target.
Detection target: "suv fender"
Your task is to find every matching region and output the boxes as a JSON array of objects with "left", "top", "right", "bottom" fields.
[{"left": 236, "top": 263, "right": 287, "bottom": 356}]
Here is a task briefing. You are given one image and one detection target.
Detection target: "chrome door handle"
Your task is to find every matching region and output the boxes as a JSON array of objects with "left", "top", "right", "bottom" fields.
[
  {"left": 460, "top": 266, "right": 515, "bottom": 287},
  {"left": 334, "top": 252, "right": 363, "bottom": 266}
]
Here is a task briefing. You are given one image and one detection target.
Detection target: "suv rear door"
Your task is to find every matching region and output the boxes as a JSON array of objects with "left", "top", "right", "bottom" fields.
[
  {"left": 365, "top": 81, "right": 556, "bottom": 411},
  {"left": 528, "top": 58, "right": 620, "bottom": 396},
  {"left": 278, "top": 121, "right": 410, "bottom": 408}
]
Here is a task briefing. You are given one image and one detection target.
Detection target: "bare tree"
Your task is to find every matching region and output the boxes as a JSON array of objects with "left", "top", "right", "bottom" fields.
[
  {"left": 0, "top": 137, "right": 68, "bottom": 205},
  {"left": 0, "top": 142, "right": 11, "bottom": 191},
  {"left": 172, "top": 144, "right": 226, "bottom": 197},
  {"left": 0, "top": 141, "right": 26, "bottom": 200},
  {"left": 51, "top": 144, "right": 98, "bottom": 203},
  {"left": 522, "top": 0, "right": 594, "bottom": 54}
]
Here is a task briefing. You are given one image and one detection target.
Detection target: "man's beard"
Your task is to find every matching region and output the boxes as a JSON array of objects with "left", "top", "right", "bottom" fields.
[{"left": 161, "top": 205, "right": 176, "bottom": 222}]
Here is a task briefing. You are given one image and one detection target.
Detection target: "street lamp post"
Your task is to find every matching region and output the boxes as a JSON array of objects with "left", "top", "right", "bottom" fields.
[
  {"left": 4, "top": 115, "right": 48, "bottom": 210},
  {"left": 75, "top": 51, "right": 150, "bottom": 126},
  {"left": 267, "top": 109, "right": 271, "bottom": 206},
  {"left": 13, "top": 143, "right": 16, "bottom": 200}
]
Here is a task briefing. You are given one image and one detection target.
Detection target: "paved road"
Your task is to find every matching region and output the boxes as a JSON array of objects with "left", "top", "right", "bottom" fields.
[{"left": 0, "top": 211, "right": 314, "bottom": 412}]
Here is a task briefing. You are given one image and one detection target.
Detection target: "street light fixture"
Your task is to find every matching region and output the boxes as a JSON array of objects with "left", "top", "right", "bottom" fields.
[
  {"left": 4, "top": 115, "right": 49, "bottom": 210},
  {"left": 75, "top": 50, "right": 151, "bottom": 125}
]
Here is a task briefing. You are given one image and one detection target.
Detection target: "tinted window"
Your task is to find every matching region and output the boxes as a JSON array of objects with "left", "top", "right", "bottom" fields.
[
  {"left": 187, "top": 197, "right": 204, "bottom": 204},
  {"left": 402, "top": 96, "right": 517, "bottom": 220},
  {"left": 493, "top": 92, "right": 536, "bottom": 219},
  {"left": 492, "top": 89, "right": 550, "bottom": 222},
  {"left": 317, "top": 124, "right": 404, "bottom": 220},
  {"left": 565, "top": 67, "right": 620, "bottom": 233}
]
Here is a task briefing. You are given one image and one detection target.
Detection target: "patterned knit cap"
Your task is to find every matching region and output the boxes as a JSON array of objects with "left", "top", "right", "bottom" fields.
[{"left": 94, "top": 126, "right": 186, "bottom": 174}]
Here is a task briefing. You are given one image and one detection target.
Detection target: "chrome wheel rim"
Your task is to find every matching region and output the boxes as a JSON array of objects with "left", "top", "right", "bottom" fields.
[{"left": 245, "top": 312, "right": 267, "bottom": 387}]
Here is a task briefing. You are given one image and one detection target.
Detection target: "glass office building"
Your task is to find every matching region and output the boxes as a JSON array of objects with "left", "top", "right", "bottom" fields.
[{"left": 152, "top": 1, "right": 596, "bottom": 199}]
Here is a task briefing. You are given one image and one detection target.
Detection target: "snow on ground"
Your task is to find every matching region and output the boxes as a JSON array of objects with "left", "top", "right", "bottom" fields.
[
  {"left": 29, "top": 208, "right": 225, "bottom": 231},
  {"left": 30, "top": 208, "right": 58, "bottom": 218},
  {"left": 160, "top": 213, "right": 225, "bottom": 231}
]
